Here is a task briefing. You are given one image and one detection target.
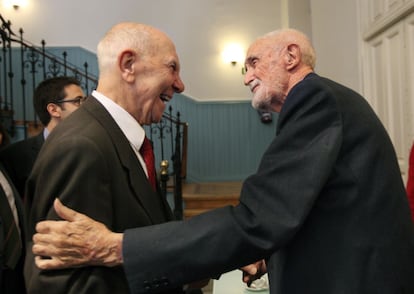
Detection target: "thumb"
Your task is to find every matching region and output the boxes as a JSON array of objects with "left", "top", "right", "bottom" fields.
[
  {"left": 53, "top": 198, "right": 82, "bottom": 222},
  {"left": 241, "top": 264, "right": 258, "bottom": 275}
]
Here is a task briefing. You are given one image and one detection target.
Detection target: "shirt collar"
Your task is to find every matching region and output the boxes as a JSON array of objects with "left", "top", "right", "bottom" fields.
[
  {"left": 43, "top": 128, "right": 49, "bottom": 140},
  {"left": 91, "top": 90, "right": 146, "bottom": 150}
]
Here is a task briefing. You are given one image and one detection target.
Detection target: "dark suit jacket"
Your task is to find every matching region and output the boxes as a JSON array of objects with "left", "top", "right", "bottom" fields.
[
  {"left": 122, "top": 73, "right": 414, "bottom": 294},
  {"left": 24, "top": 96, "right": 181, "bottom": 294},
  {"left": 0, "top": 132, "right": 44, "bottom": 199},
  {"left": 0, "top": 163, "right": 26, "bottom": 294}
]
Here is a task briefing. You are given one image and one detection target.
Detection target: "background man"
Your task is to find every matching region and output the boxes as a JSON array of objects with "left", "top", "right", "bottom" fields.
[
  {"left": 0, "top": 76, "right": 85, "bottom": 199},
  {"left": 0, "top": 120, "right": 25, "bottom": 293}
]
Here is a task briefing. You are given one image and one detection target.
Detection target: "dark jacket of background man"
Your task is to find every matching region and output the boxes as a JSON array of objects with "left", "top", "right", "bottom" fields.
[{"left": 0, "top": 163, "right": 26, "bottom": 294}]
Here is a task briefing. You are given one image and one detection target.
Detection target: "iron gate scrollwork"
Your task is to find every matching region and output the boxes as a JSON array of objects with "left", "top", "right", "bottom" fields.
[{"left": 148, "top": 105, "right": 188, "bottom": 220}]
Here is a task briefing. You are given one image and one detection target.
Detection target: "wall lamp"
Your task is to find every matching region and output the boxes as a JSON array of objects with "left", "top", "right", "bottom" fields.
[
  {"left": 222, "top": 43, "right": 244, "bottom": 66},
  {"left": 4, "top": 0, "right": 27, "bottom": 10}
]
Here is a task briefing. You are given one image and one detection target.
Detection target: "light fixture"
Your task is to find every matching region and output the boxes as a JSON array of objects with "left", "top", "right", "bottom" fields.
[
  {"left": 4, "top": 0, "right": 27, "bottom": 10},
  {"left": 221, "top": 43, "right": 244, "bottom": 66}
]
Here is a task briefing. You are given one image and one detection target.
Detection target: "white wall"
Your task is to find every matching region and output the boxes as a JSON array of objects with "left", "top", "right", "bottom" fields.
[
  {"left": 310, "top": 0, "right": 361, "bottom": 93},
  {"left": 283, "top": 0, "right": 312, "bottom": 37},
  {"left": 1, "top": 0, "right": 361, "bottom": 100},
  {"left": 1, "top": 0, "right": 281, "bottom": 101}
]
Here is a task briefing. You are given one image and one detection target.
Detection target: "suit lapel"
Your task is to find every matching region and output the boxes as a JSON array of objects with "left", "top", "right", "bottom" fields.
[
  {"left": 0, "top": 163, "right": 24, "bottom": 265},
  {"left": 29, "top": 132, "right": 45, "bottom": 166},
  {"left": 82, "top": 97, "right": 171, "bottom": 224}
]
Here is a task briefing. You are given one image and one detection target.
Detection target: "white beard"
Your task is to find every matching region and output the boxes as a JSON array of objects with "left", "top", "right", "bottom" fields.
[{"left": 251, "top": 85, "right": 273, "bottom": 111}]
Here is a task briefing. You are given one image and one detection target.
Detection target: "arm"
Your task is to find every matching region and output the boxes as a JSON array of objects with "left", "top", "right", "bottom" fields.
[
  {"left": 35, "top": 79, "right": 343, "bottom": 292},
  {"left": 33, "top": 198, "right": 123, "bottom": 269}
]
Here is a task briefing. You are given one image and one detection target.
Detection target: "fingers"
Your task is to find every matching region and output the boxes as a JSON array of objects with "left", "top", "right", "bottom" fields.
[
  {"left": 33, "top": 235, "right": 89, "bottom": 270},
  {"left": 35, "top": 254, "right": 83, "bottom": 270},
  {"left": 241, "top": 260, "right": 266, "bottom": 286},
  {"left": 35, "top": 255, "right": 65, "bottom": 270},
  {"left": 241, "top": 264, "right": 258, "bottom": 275},
  {"left": 35, "top": 220, "right": 58, "bottom": 234},
  {"left": 32, "top": 202, "right": 123, "bottom": 269},
  {"left": 33, "top": 230, "right": 84, "bottom": 252},
  {"left": 241, "top": 264, "right": 259, "bottom": 286}
]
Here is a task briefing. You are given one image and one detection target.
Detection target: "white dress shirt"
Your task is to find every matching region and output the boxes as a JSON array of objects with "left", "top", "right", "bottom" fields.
[{"left": 91, "top": 90, "right": 149, "bottom": 177}]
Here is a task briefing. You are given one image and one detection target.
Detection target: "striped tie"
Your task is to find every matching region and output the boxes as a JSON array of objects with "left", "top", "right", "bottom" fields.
[{"left": 0, "top": 188, "right": 22, "bottom": 269}]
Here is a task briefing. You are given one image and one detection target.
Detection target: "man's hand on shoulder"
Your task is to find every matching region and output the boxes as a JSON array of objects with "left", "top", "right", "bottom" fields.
[{"left": 32, "top": 198, "right": 124, "bottom": 270}]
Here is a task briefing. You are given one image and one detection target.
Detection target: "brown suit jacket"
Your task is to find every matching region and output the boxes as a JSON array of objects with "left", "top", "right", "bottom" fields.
[{"left": 24, "top": 96, "right": 179, "bottom": 294}]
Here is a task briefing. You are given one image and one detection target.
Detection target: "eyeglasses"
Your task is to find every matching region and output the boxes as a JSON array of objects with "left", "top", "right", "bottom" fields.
[{"left": 55, "top": 96, "right": 87, "bottom": 107}]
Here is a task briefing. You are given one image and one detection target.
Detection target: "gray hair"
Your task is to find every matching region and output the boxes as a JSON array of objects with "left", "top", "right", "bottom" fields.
[
  {"left": 96, "top": 22, "right": 156, "bottom": 75},
  {"left": 262, "top": 28, "right": 316, "bottom": 69}
]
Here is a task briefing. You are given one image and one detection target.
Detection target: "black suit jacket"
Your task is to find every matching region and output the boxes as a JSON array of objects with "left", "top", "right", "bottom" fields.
[
  {"left": 0, "top": 163, "right": 26, "bottom": 294},
  {"left": 24, "top": 96, "right": 180, "bottom": 294},
  {"left": 122, "top": 74, "right": 414, "bottom": 294},
  {"left": 0, "top": 132, "right": 44, "bottom": 199}
]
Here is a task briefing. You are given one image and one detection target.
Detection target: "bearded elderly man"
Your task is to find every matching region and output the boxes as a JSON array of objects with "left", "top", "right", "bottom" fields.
[{"left": 31, "top": 28, "right": 414, "bottom": 294}]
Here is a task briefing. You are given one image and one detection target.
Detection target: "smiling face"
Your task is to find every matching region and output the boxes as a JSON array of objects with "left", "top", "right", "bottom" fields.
[
  {"left": 96, "top": 23, "right": 185, "bottom": 126},
  {"left": 243, "top": 29, "right": 316, "bottom": 113},
  {"left": 243, "top": 37, "right": 289, "bottom": 113},
  {"left": 131, "top": 36, "right": 184, "bottom": 125}
]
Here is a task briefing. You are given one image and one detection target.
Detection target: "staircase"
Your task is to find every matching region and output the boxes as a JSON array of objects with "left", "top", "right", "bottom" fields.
[
  {"left": 182, "top": 181, "right": 242, "bottom": 219},
  {"left": 0, "top": 14, "right": 98, "bottom": 138}
]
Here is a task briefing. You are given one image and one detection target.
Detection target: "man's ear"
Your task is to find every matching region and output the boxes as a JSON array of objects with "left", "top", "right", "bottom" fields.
[
  {"left": 47, "top": 103, "right": 61, "bottom": 118},
  {"left": 119, "top": 50, "right": 137, "bottom": 82},
  {"left": 285, "top": 44, "right": 300, "bottom": 70}
]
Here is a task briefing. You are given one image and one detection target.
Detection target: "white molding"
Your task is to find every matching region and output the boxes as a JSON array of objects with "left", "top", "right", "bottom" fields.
[
  {"left": 363, "top": 0, "right": 414, "bottom": 40},
  {"left": 179, "top": 93, "right": 251, "bottom": 104}
]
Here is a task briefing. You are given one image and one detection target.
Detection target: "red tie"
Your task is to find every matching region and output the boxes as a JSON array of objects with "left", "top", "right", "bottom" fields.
[{"left": 139, "top": 136, "right": 157, "bottom": 190}]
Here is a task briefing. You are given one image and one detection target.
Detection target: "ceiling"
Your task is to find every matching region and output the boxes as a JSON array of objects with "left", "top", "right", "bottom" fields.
[{"left": 2, "top": 0, "right": 290, "bottom": 101}]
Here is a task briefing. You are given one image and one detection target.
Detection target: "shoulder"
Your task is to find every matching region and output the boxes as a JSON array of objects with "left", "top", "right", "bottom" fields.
[
  {"left": 0, "top": 134, "right": 43, "bottom": 155},
  {"left": 0, "top": 139, "right": 29, "bottom": 158},
  {"left": 280, "top": 74, "right": 341, "bottom": 121}
]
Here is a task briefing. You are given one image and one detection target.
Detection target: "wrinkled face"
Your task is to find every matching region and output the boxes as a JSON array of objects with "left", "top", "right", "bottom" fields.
[
  {"left": 131, "top": 37, "right": 185, "bottom": 125},
  {"left": 56, "top": 84, "right": 85, "bottom": 119},
  {"left": 243, "top": 39, "right": 288, "bottom": 113}
]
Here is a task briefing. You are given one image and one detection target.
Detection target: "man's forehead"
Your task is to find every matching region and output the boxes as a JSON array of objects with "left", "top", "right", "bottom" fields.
[{"left": 246, "top": 39, "right": 270, "bottom": 58}]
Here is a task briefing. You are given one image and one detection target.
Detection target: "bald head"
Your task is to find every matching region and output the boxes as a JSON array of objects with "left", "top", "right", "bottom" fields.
[
  {"left": 259, "top": 28, "right": 316, "bottom": 70},
  {"left": 94, "top": 22, "right": 184, "bottom": 125},
  {"left": 97, "top": 22, "right": 173, "bottom": 76}
]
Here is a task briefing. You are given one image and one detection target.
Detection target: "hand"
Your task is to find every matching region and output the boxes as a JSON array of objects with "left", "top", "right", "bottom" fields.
[
  {"left": 32, "top": 198, "right": 123, "bottom": 270},
  {"left": 241, "top": 260, "right": 267, "bottom": 287}
]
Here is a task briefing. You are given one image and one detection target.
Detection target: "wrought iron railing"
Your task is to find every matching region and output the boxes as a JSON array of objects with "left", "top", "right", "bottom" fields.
[
  {"left": 0, "top": 14, "right": 187, "bottom": 219},
  {"left": 148, "top": 106, "right": 188, "bottom": 220},
  {"left": 0, "top": 14, "right": 98, "bottom": 138}
]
